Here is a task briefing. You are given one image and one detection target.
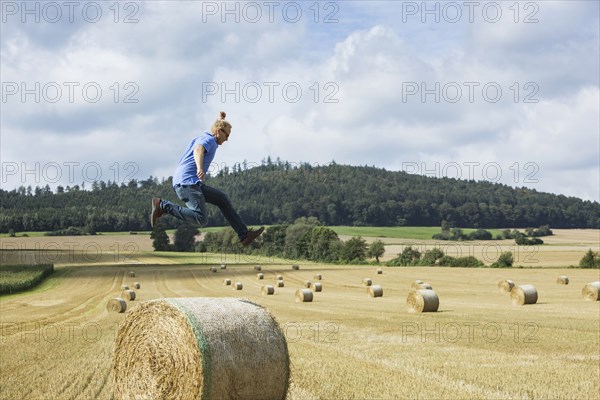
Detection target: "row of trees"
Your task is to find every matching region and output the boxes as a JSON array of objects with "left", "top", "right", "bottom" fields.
[
  {"left": 385, "top": 246, "right": 514, "bottom": 268},
  {"left": 432, "top": 224, "right": 552, "bottom": 245},
  {"left": 2, "top": 162, "right": 599, "bottom": 233}
]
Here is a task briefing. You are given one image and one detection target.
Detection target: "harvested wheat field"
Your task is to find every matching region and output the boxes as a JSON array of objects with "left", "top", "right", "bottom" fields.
[{"left": 0, "top": 263, "right": 599, "bottom": 399}]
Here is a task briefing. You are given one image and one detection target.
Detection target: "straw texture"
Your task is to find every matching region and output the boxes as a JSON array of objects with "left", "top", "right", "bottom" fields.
[
  {"left": 368, "top": 285, "right": 383, "bottom": 298},
  {"left": 511, "top": 284, "right": 538, "bottom": 305},
  {"left": 498, "top": 279, "right": 515, "bottom": 294},
  {"left": 407, "top": 289, "right": 439, "bottom": 312},
  {"left": 582, "top": 281, "right": 600, "bottom": 301},
  {"left": 295, "top": 289, "right": 313, "bottom": 303},
  {"left": 107, "top": 298, "right": 127, "bottom": 313},
  {"left": 112, "top": 297, "right": 290, "bottom": 400}
]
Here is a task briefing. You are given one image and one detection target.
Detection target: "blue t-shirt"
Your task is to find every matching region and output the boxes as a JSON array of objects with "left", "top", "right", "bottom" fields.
[{"left": 172, "top": 132, "right": 218, "bottom": 187}]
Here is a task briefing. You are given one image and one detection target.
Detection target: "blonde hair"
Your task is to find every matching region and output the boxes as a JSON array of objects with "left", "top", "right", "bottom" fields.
[{"left": 211, "top": 111, "right": 232, "bottom": 135}]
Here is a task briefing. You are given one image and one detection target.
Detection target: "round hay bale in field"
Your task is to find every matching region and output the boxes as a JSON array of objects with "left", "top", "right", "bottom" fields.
[
  {"left": 134, "top": 282, "right": 141, "bottom": 290},
  {"left": 511, "top": 284, "right": 538, "bottom": 305},
  {"left": 128, "top": 271, "right": 135, "bottom": 278},
  {"left": 581, "top": 281, "right": 600, "bottom": 301},
  {"left": 407, "top": 289, "right": 439, "bottom": 312},
  {"left": 261, "top": 285, "right": 275, "bottom": 295},
  {"left": 210, "top": 266, "right": 217, "bottom": 273},
  {"left": 295, "top": 289, "right": 313, "bottom": 303},
  {"left": 233, "top": 282, "right": 243, "bottom": 290},
  {"left": 257, "top": 273, "right": 264, "bottom": 280},
  {"left": 107, "top": 298, "right": 127, "bottom": 313},
  {"left": 377, "top": 268, "right": 383, "bottom": 275},
  {"left": 220, "top": 264, "right": 227, "bottom": 269},
  {"left": 312, "top": 282, "right": 322, "bottom": 292},
  {"left": 411, "top": 281, "right": 431, "bottom": 290},
  {"left": 292, "top": 265, "right": 300, "bottom": 270},
  {"left": 276, "top": 275, "right": 283, "bottom": 281},
  {"left": 223, "top": 279, "right": 232, "bottom": 286},
  {"left": 368, "top": 285, "right": 383, "bottom": 298},
  {"left": 121, "top": 290, "right": 136, "bottom": 301},
  {"left": 556, "top": 276, "right": 569, "bottom": 285},
  {"left": 498, "top": 279, "right": 515, "bottom": 294},
  {"left": 363, "top": 278, "right": 372, "bottom": 286},
  {"left": 122, "top": 285, "right": 130, "bottom": 290},
  {"left": 254, "top": 265, "right": 262, "bottom": 271},
  {"left": 277, "top": 281, "right": 285, "bottom": 288},
  {"left": 304, "top": 280, "right": 312, "bottom": 288},
  {"left": 314, "top": 274, "right": 322, "bottom": 280},
  {"left": 112, "top": 297, "right": 290, "bottom": 400}
]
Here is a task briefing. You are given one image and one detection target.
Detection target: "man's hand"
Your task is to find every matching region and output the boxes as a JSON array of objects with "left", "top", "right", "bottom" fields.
[{"left": 197, "top": 169, "right": 206, "bottom": 182}]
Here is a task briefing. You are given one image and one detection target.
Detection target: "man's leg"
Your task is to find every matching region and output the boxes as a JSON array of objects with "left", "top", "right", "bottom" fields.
[
  {"left": 202, "top": 184, "right": 264, "bottom": 245},
  {"left": 159, "top": 185, "right": 208, "bottom": 227}
]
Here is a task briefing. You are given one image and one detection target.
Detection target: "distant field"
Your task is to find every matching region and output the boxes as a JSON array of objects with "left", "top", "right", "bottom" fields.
[{"left": 0, "top": 263, "right": 598, "bottom": 399}]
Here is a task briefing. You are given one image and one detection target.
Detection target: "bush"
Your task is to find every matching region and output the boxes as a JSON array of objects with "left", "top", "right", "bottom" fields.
[
  {"left": 387, "top": 246, "right": 422, "bottom": 266},
  {"left": 491, "top": 251, "right": 514, "bottom": 268},
  {"left": 579, "top": 249, "right": 600, "bottom": 269}
]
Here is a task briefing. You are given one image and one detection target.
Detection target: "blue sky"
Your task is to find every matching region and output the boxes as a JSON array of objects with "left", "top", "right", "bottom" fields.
[{"left": 1, "top": 1, "right": 599, "bottom": 201}]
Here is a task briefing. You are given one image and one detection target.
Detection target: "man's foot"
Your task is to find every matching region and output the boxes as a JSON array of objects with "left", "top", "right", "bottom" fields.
[
  {"left": 241, "top": 227, "right": 265, "bottom": 246},
  {"left": 151, "top": 198, "right": 164, "bottom": 228}
]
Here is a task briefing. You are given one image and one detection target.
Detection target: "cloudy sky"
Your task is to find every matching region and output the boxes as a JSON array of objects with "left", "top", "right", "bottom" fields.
[{"left": 1, "top": 1, "right": 598, "bottom": 201}]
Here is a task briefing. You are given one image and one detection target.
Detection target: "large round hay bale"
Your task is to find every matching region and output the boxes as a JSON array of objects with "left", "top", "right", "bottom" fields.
[
  {"left": 581, "top": 281, "right": 600, "bottom": 301},
  {"left": 112, "top": 298, "right": 290, "bottom": 400},
  {"left": 210, "top": 266, "right": 217, "bottom": 273},
  {"left": 377, "top": 268, "right": 383, "bottom": 275},
  {"left": 411, "top": 281, "right": 431, "bottom": 290},
  {"left": 220, "top": 264, "right": 227, "bottom": 269},
  {"left": 295, "top": 289, "right": 313, "bottom": 303},
  {"left": 498, "top": 279, "right": 515, "bottom": 294},
  {"left": 556, "top": 276, "right": 569, "bottom": 285},
  {"left": 121, "top": 290, "right": 136, "bottom": 301},
  {"left": 276, "top": 275, "right": 283, "bottom": 281},
  {"left": 134, "top": 282, "right": 141, "bottom": 290},
  {"left": 107, "top": 298, "right": 127, "bottom": 313},
  {"left": 122, "top": 285, "right": 130, "bottom": 291},
  {"left": 233, "top": 282, "right": 243, "bottom": 290},
  {"left": 254, "top": 265, "right": 262, "bottom": 271},
  {"left": 257, "top": 273, "right": 264, "bottom": 280},
  {"left": 407, "top": 289, "right": 439, "bottom": 312},
  {"left": 223, "top": 278, "right": 232, "bottom": 286},
  {"left": 511, "top": 284, "right": 538, "bottom": 305},
  {"left": 128, "top": 271, "right": 135, "bottom": 278},
  {"left": 261, "top": 285, "right": 275, "bottom": 295},
  {"left": 368, "top": 285, "right": 383, "bottom": 298},
  {"left": 363, "top": 278, "right": 372, "bottom": 286},
  {"left": 292, "top": 265, "right": 300, "bottom": 270},
  {"left": 304, "top": 280, "right": 311, "bottom": 288},
  {"left": 277, "top": 281, "right": 285, "bottom": 288},
  {"left": 312, "top": 282, "right": 322, "bottom": 292},
  {"left": 313, "top": 274, "right": 322, "bottom": 280}
]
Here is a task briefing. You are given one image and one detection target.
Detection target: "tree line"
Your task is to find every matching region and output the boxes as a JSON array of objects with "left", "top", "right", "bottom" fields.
[{"left": 1, "top": 160, "right": 599, "bottom": 233}]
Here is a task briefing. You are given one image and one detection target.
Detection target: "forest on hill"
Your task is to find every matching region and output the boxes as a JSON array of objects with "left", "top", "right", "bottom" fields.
[{"left": 1, "top": 160, "right": 598, "bottom": 233}]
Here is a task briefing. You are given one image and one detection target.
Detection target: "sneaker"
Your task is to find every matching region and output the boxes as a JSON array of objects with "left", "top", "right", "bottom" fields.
[
  {"left": 241, "top": 227, "right": 265, "bottom": 246},
  {"left": 150, "top": 198, "right": 164, "bottom": 228}
]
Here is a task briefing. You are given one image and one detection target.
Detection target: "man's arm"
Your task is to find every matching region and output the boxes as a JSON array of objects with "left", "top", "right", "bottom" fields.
[{"left": 193, "top": 144, "right": 206, "bottom": 181}]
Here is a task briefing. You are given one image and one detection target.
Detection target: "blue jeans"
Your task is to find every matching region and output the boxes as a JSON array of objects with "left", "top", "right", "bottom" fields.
[{"left": 161, "top": 183, "right": 249, "bottom": 240}]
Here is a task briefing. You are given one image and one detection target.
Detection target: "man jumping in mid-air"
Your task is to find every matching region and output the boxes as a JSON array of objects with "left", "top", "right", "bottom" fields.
[{"left": 151, "top": 111, "right": 264, "bottom": 246}]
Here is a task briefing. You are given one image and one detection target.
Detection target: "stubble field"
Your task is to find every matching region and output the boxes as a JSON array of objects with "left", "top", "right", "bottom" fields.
[{"left": 0, "top": 229, "right": 599, "bottom": 399}]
